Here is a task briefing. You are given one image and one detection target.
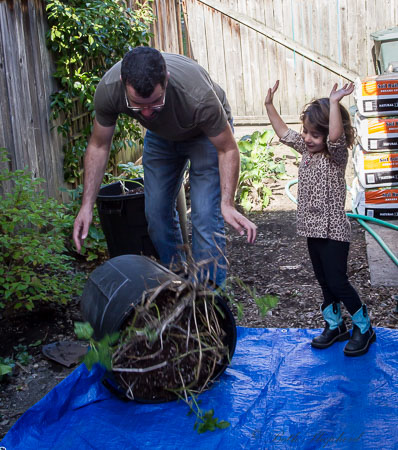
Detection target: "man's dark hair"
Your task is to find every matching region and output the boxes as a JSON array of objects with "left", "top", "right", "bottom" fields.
[{"left": 121, "top": 47, "right": 167, "bottom": 98}]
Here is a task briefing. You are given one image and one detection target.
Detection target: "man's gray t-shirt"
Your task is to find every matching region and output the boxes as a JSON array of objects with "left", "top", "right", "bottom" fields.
[{"left": 94, "top": 53, "right": 232, "bottom": 141}]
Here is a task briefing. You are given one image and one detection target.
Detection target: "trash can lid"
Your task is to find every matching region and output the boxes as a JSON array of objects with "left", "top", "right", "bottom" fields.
[{"left": 371, "top": 27, "right": 398, "bottom": 41}]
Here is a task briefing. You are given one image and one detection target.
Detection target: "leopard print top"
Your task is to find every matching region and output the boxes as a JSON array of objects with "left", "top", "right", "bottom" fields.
[{"left": 280, "top": 128, "right": 351, "bottom": 242}]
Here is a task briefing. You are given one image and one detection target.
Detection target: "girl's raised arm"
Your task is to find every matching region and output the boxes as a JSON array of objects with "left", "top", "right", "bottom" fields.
[
  {"left": 329, "top": 82, "right": 354, "bottom": 142},
  {"left": 264, "top": 80, "right": 289, "bottom": 139}
]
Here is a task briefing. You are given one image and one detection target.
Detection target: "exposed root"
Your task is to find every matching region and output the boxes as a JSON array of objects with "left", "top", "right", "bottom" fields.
[{"left": 110, "top": 259, "right": 232, "bottom": 402}]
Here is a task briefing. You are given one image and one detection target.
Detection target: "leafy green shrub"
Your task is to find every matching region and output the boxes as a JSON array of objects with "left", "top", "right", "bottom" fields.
[
  {"left": 0, "top": 149, "right": 85, "bottom": 310},
  {"left": 237, "top": 129, "right": 288, "bottom": 211},
  {"left": 61, "top": 185, "right": 108, "bottom": 262},
  {"left": 45, "top": 0, "right": 155, "bottom": 184}
]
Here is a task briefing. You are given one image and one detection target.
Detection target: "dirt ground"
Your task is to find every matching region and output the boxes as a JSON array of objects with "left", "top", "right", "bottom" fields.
[{"left": 1, "top": 140, "right": 398, "bottom": 440}]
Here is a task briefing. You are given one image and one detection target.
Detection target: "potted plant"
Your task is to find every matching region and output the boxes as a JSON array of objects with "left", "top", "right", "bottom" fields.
[{"left": 96, "top": 178, "right": 159, "bottom": 259}]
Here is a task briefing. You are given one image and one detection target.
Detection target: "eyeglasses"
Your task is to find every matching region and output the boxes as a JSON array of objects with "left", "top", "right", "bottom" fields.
[{"left": 125, "top": 91, "right": 166, "bottom": 112}]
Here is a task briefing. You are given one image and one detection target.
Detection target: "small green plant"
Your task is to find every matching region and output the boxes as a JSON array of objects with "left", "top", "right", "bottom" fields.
[
  {"left": 0, "top": 357, "right": 15, "bottom": 380},
  {"left": 0, "top": 343, "right": 40, "bottom": 381},
  {"left": 184, "top": 394, "right": 230, "bottom": 433},
  {"left": 0, "top": 148, "right": 85, "bottom": 310},
  {"left": 104, "top": 162, "right": 144, "bottom": 185},
  {"left": 74, "top": 321, "right": 119, "bottom": 371},
  {"left": 61, "top": 185, "right": 108, "bottom": 261},
  {"left": 13, "top": 344, "right": 33, "bottom": 366},
  {"left": 237, "top": 129, "right": 288, "bottom": 211},
  {"left": 194, "top": 408, "right": 230, "bottom": 433},
  {"left": 223, "top": 277, "right": 279, "bottom": 320}
]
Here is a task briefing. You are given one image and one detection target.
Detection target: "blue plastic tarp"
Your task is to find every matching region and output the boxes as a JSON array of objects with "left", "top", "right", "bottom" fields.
[{"left": 1, "top": 327, "right": 398, "bottom": 449}]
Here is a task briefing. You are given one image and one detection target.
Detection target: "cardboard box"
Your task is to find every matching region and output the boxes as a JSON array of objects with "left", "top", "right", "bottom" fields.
[
  {"left": 353, "top": 144, "right": 398, "bottom": 188},
  {"left": 351, "top": 177, "right": 398, "bottom": 219},
  {"left": 354, "top": 112, "right": 398, "bottom": 152},
  {"left": 354, "top": 74, "right": 398, "bottom": 117}
]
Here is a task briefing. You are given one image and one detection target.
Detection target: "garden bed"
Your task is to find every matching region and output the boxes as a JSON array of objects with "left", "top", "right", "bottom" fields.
[{"left": 1, "top": 143, "right": 397, "bottom": 439}]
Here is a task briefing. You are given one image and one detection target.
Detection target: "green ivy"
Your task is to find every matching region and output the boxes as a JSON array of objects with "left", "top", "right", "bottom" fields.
[
  {"left": 0, "top": 149, "right": 85, "bottom": 311},
  {"left": 45, "top": 0, "right": 155, "bottom": 184}
]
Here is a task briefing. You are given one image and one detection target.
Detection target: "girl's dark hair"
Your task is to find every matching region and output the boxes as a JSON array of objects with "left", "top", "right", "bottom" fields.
[
  {"left": 300, "top": 98, "right": 356, "bottom": 149},
  {"left": 121, "top": 47, "right": 167, "bottom": 98}
]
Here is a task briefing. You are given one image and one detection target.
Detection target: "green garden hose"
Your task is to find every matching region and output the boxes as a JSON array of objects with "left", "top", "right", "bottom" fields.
[{"left": 285, "top": 179, "right": 398, "bottom": 267}]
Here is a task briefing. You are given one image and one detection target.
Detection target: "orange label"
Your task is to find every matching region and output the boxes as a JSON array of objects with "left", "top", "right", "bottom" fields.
[
  {"left": 361, "top": 79, "right": 398, "bottom": 96},
  {"left": 363, "top": 152, "right": 398, "bottom": 170},
  {"left": 365, "top": 188, "right": 398, "bottom": 204},
  {"left": 367, "top": 118, "right": 398, "bottom": 134}
]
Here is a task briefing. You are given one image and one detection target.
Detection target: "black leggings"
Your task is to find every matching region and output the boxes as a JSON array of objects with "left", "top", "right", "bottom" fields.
[{"left": 307, "top": 237, "right": 362, "bottom": 315}]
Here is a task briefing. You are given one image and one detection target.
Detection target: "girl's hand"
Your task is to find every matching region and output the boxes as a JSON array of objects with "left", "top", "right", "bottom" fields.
[
  {"left": 329, "top": 82, "right": 354, "bottom": 103},
  {"left": 264, "top": 80, "right": 280, "bottom": 106}
]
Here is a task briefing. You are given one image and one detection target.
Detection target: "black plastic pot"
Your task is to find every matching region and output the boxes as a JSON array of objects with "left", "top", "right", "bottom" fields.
[
  {"left": 80, "top": 254, "right": 237, "bottom": 402},
  {"left": 96, "top": 179, "right": 158, "bottom": 259}
]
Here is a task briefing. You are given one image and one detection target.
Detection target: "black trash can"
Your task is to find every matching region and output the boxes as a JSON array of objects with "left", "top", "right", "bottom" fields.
[
  {"left": 80, "top": 255, "right": 237, "bottom": 402},
  {"left": 96, "top": 179, "right": 158, "bottom": 259}
]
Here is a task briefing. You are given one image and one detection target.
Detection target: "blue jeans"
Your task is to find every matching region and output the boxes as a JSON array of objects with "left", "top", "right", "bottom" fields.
[{"left": 143, "top": 130, "right": 227, "bottom": 286}]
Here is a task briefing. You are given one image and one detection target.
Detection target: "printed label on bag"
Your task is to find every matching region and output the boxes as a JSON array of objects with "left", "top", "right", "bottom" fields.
[
  {"left": 367, "top": 117, "right": 398, "bottom": 134},
  {"left": 364, "top": 187, "right": 398, "bottom": 204},
  {"left": 363, "top": 152, "right": 398, "bottom": 170},
  {"left": 364, "top": 207, "right": 398, "bottom": 219},
  {"left": 361, "top": 79, "right": 398, "bottom": 96},
  {"left": 365, "top": 172, "right": 398, "bottom": 186}
]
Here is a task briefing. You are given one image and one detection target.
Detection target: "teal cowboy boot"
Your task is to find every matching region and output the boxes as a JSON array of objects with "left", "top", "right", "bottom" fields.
[
  {"left": 311, "top": 302, "right": 350, "bottom": 349},
  {"left": 344, "top": 304, "right": 376, "bottom": 356}
]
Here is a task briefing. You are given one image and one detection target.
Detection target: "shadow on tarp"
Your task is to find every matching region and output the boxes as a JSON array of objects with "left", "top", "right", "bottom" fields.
[{"left": 1, "top": 327, "right": 398, "bottom": 450}]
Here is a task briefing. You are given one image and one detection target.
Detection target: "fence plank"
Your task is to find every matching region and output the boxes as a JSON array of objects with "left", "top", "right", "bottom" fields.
[
  {"left": 196, "top": 0, "right": 359, "bottom": 80},
  {"left": 184, "top": 0, "right": 398, "bottom": 124},
  {"left": 185, "top": 0, "right": 209, "bottom": 70}
]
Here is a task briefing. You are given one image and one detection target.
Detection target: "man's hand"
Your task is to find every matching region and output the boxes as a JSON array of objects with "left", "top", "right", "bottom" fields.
[
  {"left": 209, "top": 125, "right": 257, "bottom": 244},
  {"left": 73, "top": 206, "right": 93, "bottom": 253},
  {"left": 221, "top": 204, "right": 257, "bottom": 244}
]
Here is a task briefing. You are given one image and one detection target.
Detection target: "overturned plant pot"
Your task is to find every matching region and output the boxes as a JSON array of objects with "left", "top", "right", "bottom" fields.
[{"left": 80, "top": 255, "right": 237, "bottom": 403}]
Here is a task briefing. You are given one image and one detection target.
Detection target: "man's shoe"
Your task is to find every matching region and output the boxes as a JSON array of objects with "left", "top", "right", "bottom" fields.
[
  {"left": 311, "top": 321, "right": 350, "bottom": 349},
  {"left": 344, "top": 325, "right": 376, "bottom": 356}
]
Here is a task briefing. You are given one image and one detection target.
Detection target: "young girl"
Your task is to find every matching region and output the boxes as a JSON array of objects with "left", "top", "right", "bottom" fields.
[{"left": 264, "top": 80, "right": 375, "bottom": 357}]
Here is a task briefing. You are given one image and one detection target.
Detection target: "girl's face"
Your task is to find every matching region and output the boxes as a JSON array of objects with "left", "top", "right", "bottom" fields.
[{"left": 301, "top": 118, "right": 326, "bottom": 154}]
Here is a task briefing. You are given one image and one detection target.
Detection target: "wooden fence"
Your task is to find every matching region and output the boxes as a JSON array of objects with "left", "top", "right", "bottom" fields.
[
  {"left": 0, "top": 0, "right": 64, "bottom": 198},
  {"left": 148, "top": 0, "right": 185, "bottom": 54},
  {"left": 0, "top": 0, "right": 184, "bottom": 199},
  {"left": 1, "top": 0, "right": 398, "bottom": 199},
  {"left": 184, "top": 0, "right": 398, "bottom": 125}
]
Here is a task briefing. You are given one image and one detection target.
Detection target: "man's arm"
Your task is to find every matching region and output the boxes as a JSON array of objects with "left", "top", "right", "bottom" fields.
[
  {"left": 208, "top": 124, "right": 257, "bottom": 244},
  {"left": 73, "top": 118, "right": 116, "bottom": 252}
]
